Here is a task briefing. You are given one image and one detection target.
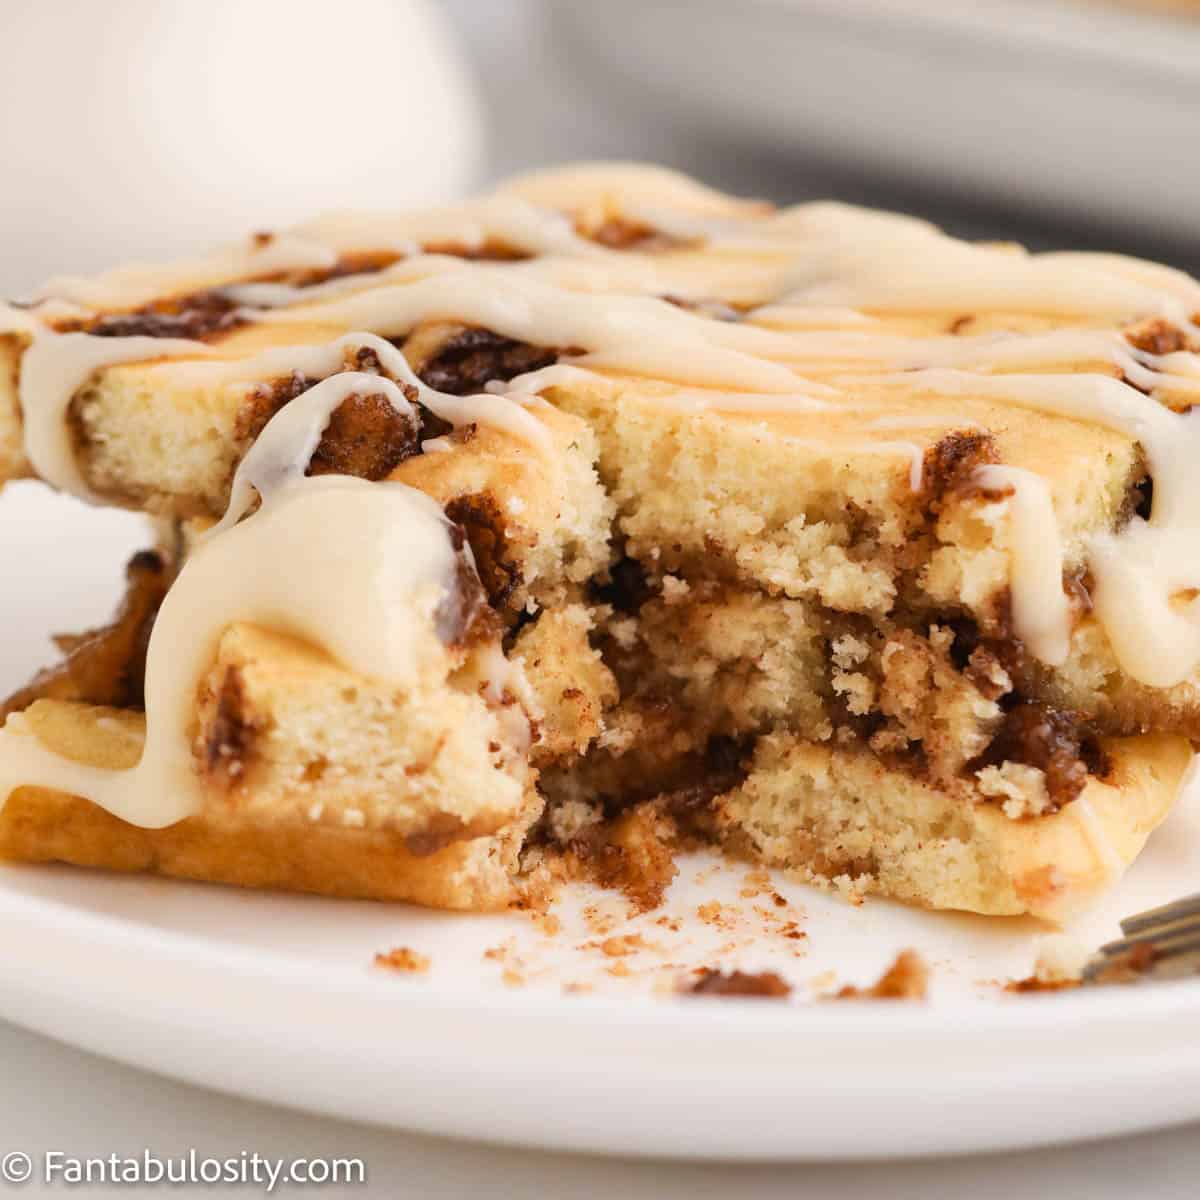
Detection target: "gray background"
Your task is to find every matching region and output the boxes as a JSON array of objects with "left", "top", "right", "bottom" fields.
[{"left": 446, "top": 0, "right": 1200, "bottom": 270}]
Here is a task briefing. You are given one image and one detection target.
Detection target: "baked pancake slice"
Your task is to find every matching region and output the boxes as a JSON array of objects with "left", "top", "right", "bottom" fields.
[
  {"left": 2, "top": 164, "right": 1199, "bottom": 920},
  {"left": 717, "top": 734, "right": 1190, "bottom": 922},
  {"left": 2, "top": 679, "right": 536, "bottom": 912},
  {"left": 0, "top": 470, "right": 547, "bottom": 907}
]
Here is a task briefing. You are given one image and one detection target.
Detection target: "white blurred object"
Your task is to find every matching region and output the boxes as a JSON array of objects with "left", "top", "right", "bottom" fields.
[
  {"left": 553, "top": 0, "right": 1200, "bottom": 246},
  {"left": 0, "top": 0, "right": 484, "bottom": 292}
]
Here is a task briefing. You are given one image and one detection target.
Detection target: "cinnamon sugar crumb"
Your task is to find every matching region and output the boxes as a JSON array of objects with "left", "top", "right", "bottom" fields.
[
  {"left": 831, "top": 875, "right": 867, "bottom": 907},
  {"left": 596, "top": 933, "right": 650, "bottom": 957},
  {"left": 373, "top": 946, "right": 431, "bottom": 974},
  {"left": 1004, "top": 974, "right": 1080, "bottom": 994},
  {"left": 696, "top": 901, "right": 739, "bottom": 931},
  {"left": 582, "top": 902, "right": 623, "bottom": 937},
  {"left": 589, "top": 804, "right": 679, "bottom": 912},
  {"left": 833, "top": 950, "right": 928, "bottom": 1000},
  {"left": 686, "top": 968, "right": 792, "bottom": 999},
  {"left": 739, "top": 868, "right": 773, "bottom": 899},
  {"left": 483, "top": 938, "right": 515, "bottom": 963},
  {"left": 532, "top": 912, "right": 562, "bottom": 937}
]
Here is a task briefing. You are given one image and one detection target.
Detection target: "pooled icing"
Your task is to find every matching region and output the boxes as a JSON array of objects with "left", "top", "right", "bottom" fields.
[{"left": 0, "top": 472, "right": 470, "bottom": 827}]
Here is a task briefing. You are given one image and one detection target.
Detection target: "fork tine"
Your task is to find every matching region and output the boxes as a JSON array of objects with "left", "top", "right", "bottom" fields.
[
  {"left": 1097, "top": 929, "right": 1200, "bottom": 961},
  {"left": 1083, "top": 945, "right": 1200, "bottom": 984},
  {"left": 1080, "top": 894, "right": 1200, "bottom": 985},
  {"left": 1120, "top": 893, "right": 1200, "bottom": 938}
]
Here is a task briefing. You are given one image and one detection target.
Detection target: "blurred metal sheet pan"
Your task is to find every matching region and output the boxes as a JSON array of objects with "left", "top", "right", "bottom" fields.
[{"left": 555, "top": 0, "right": 1200, "bottom": 248}]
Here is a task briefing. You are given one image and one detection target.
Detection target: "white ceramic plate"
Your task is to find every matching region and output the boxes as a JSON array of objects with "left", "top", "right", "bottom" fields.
[
  {"left": 552, "top": 0, "right": 1200, "bottom": 249},
  {"left": 3, "top": 484, "right": 1200, "bottom": 1161}
]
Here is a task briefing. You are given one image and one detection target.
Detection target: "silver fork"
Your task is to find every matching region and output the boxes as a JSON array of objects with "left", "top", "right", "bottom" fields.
[{"left": 1084, "top": 894, "right": 1200, "bottom": 984}]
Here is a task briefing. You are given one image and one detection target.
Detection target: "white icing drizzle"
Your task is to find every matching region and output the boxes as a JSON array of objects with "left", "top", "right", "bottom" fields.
[
  {"left": 217, "top": 252, "right": 472, "bottom": 310},
  {"left": 464, "top": 642, "right": 537, "bottom": 757},
  {"left": 261, "top": 271, "right": 810, "bottom": 393},
  {"left": 494, "top": 162, "right": 768, "bottom": 221},
  {"left": 1070, "top": 796, "right": 1124, "bottom": 881},
  {"left": 972, "top": 465, "right": 1073, "bottom": 667},
  {"left": 0, "top": 474, "right": 467, "bottom": 827},
  {"left": 19, "top": 330, "right": 550, "bottom": 504},
  {"left": 22, "top": 188, "right": 621, "bottom": 318},
  {"left": 617, "top": 203, "right": 736, "bottom": 245},
  {"left": 774, "top": 326, "right": 1190, "bottom": 383},
  {"left": 1039, "top": 252, "right": 1200, "bottom": 312},
  {"left": 1089, "top": 515, "right": 1200, "bottom": 689},
  {"left": 890, "top": 443, "right": 926, "bottom": 493},
  {"left": 298, "top": 194, "right": 606, "bottom": 262},
  {"left": 208, "top": 371, "right": 419, "bottom": 539},
  {"left": 875, "top": 369, "right": 1200, "bottom": 685},
  {"left": 0, "top": 352, "right": 543, "bottom": 830},
  {"left": 747, "top": 305, "right": 876, "bottom": 329},
  {"left": 218, "top": 331, "right": 553, "bottom": 451},
  {"left": 6, "top": 164, "right": 1200, "bottom": 698},
  {"left": 868, "top": 369, "right": 1172, "bottom": 446},
  {"left": 238, "top": 266, "right": 1200, "bottom": 398},
  {"left": 220, "top": 247, "right": 681, "bottom": 314},
  {"left": 771, "top": 214, "right": 1200, "bottom": 330},
  {"left": 488, "top": 362, "right": 603, "bottom": 400},
  {"left": 33, "top": 234, "right": 338, "bottom": 312},
  {"left": 0, "top": 302, "right": 42, "bottom": 337}
]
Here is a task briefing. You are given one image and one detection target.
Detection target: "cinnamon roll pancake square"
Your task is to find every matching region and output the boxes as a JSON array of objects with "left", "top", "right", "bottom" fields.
[
  {"left": 0, "top": 704, "right": 531, "bottom": 911},
  {"left": 0, "top": 612, "right": 546, "bottom": 909},
  {"left": 3, "top": 163, "right": 1200, "bottom": 921}
]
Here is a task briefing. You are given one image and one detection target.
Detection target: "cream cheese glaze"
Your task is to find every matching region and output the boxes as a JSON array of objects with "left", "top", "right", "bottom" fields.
[
  {"left": 0, "top": 474, "right": 470, "bottom": 826},
  {"left": 4, "top": 160, "right": 1200, "bottom": 762},
  {"left": 2, "top": 330, "right": 531, "bottom": 829},
  {"left": 0, "top": 316, "right": 556, "bottom": 829},
  {"left": 888, "top": 369, "right": 1200, "bottom": 686},
  {"left": 972, "top": 465, "right": 1072, "bottom": 667},
  {"left": 31, "top": 233, "right": 339, "bottom": 312}
]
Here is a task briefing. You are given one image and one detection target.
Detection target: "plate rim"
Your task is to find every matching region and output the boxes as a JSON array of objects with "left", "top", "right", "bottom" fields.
[
  {"left": 5, "top": 862, "right": 1200, "bottom": 1039},
  {"left": 6, "top": 863, "right": 1200, "bottom": 1159}
]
